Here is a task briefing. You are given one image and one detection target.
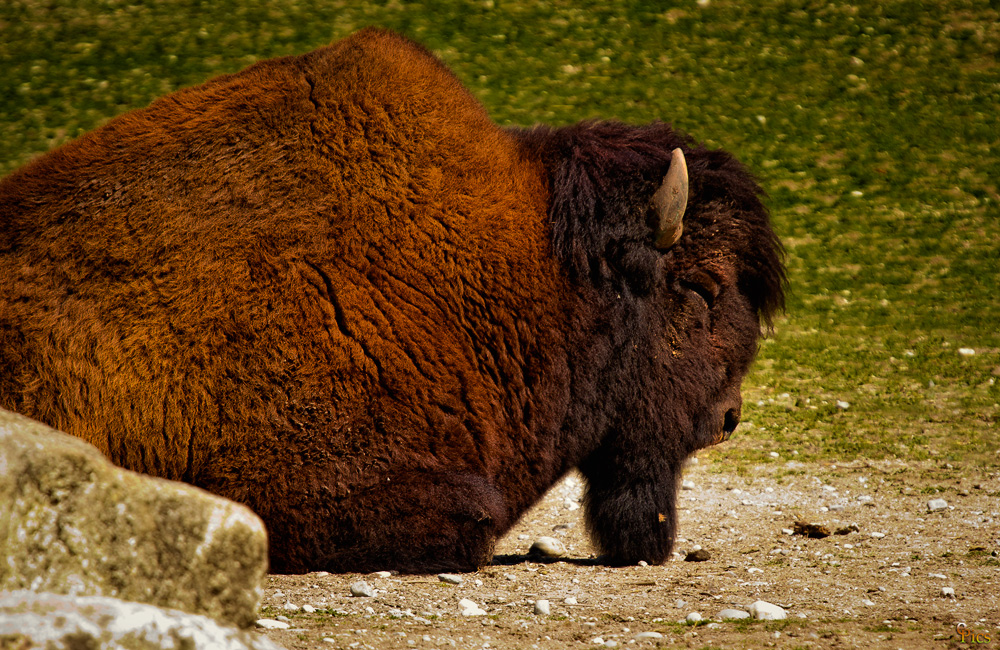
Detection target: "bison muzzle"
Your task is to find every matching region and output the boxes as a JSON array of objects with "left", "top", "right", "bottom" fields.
[{"left": 0, "top": 28, "right": 784, "bottom": 573}]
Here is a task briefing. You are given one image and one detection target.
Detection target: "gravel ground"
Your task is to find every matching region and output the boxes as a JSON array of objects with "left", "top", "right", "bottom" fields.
[{"left": 255, "top": 457, "right": 1000, "bottom": 649}]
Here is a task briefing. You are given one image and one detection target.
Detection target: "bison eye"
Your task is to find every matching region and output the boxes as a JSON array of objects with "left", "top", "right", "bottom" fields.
[{"left": 679, "top": 272, "right": 720, "bottom": 309}]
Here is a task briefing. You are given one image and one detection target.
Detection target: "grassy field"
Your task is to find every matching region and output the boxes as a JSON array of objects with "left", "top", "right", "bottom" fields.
[{"left": 2, "top": 0, "right": 997, "bottom": 470}]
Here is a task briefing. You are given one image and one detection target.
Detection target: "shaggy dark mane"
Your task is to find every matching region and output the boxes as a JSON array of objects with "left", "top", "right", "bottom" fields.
[{"left": 511, "top": 120, "right": 785, "bottom": 326}]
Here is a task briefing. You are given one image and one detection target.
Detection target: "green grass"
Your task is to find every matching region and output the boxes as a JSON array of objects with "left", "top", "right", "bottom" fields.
[{"left": 2, "top": 0, "right": 997, "bottom": 468}]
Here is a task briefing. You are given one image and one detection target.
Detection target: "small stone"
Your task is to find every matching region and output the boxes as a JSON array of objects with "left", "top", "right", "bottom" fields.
[
  {"left": 781, "top": 528, "right": 794, "bottom": 536},
  {"left": 793, "top": 521, "right": 830, "bottom": 538},
  {"left": 749, "top": 600, "right": 786, "bottom": 620},
  {"left": 302, "top": 604, "right": 316, "bottom": 613},
  {"left": 437, "top": 573, "right": 464, "bottom": 585},
  {"left": 591, "top": 638, "right": 605, "bottom": 645},
  {"left": 637, "top": 560, "right": 648, "bottom": 567},
  {"left": 674, "top": 600, "right": 686, "bottom": 609},
  {"left": 350, "top": 581, "right": 375, "bottom": 598},
  {"left": 256, "top": 618, "right": 291, "bottom": 630},
  {"left": 927, "top": 498, "right": 948, "bottom": 512},
  {"left": 869, "top": 531, "right": 886, "bottom": 539},
  {"left": 459, "top": 598, "right": 486, "bottom": 616},
  {"left": 861, "top": 599, "right": 875, "bottom": 607},
  {"left": 958, "top": 348, "right": 976, "bottom": 356},
  {"left": 529, "top": 536, "right": 566, "bottom": 558},
  {"left": 929, "top": 573, "right": 947, "bottom": 579},
  {"left": 635, "top": 631, "right": 663, "bottom": 641},
  {"left": 565, "top": 596, "right": 578, "bottom": 605},
  {"left": 534, "top": 599, "right": 551, "bottom": 615},
  {"left": 836, "top": 400, "right": 850, "bottom": 410},
  {"left": 685, "top": 549, "right": 711, "bottom": 562},
  {"left": 283, "top": 601, "right": 299, "bottom": 611},
  {"left": 373, "top": 571, "right": 392, "bottom": 578},
  {"left": 686, "top": 612, "right": 702, "bottom": 623},
  {"left": 942, "top": 587, "right": 956, "bottom": 598},
  {"left": 718, "top": 608, "right": 750, "bottom": 620},
  {"left": 681, "top": 480, "right": 696, "bottom": 490}
]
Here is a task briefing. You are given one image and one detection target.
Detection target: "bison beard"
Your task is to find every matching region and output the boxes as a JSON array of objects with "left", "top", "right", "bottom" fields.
[{"left": 0, "top": 28, "right": 784, "bottom": 573}]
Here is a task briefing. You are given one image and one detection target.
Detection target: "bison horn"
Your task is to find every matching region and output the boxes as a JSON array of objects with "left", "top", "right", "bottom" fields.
[{"left": 652, "top": 148, "right": 688, "bottom": 249}]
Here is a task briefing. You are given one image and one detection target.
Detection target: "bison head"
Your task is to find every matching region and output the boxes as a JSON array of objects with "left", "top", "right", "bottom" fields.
[{"left": 512, "top": 119, "right": 785, "bottom": 565}]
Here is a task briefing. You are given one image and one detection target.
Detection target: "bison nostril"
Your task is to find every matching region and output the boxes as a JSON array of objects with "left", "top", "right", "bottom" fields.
[{"left": 723, "top": 409, "right": 740, "bottom": 435}]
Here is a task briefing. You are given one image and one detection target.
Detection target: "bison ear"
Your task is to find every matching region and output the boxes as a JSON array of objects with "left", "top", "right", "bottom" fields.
[{"left": 652, "top": 148, "right": 688, "bottom": 249}]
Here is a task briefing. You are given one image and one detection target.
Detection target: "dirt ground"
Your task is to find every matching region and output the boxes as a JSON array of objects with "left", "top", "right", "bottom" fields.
[{"left": 254, "top": 456, "right": 1000, "bottom": 650}]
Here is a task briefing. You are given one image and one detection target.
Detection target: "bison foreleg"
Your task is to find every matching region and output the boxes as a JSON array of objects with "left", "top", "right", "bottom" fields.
[
  {"left": 578, "top": 440, "right": 683, "bottom": 566},
  {"left": 311, "top": 471, "right": 507, "bottom": 574}
]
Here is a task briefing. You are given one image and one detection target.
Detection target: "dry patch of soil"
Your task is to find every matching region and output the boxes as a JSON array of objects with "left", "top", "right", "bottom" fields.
[{"left": 256, "top": 458, "right": 1000, "bottom": 649}]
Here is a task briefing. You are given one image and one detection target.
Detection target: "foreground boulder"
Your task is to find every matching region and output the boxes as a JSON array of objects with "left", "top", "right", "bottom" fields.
[
  {"left": 0, "top": 408, "right": 268, "bottom": 628},
  {"left": 0, "top": 591, "right": 284, "bottom": 650}
]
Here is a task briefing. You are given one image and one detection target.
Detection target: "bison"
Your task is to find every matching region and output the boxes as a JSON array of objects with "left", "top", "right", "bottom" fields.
[{"left": 0, "top": 28, "right": 784, "bottom": 573}]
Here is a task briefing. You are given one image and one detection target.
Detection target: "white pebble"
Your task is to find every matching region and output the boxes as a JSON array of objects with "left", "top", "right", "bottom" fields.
[
  {"left": 958, "top": 348, "right": 976, "bottom": 356},
  {"left": 534, "top": 599, "right": 551, "bottom": 615},
  {"left": 565, "top": 597, "right": 578, "bottom": 605},
  {"left": 674, "top": 600, "right": 686, "bottom": 609},
  {"left": 256, "top": 619, "right": 290, "bottom": 630},
  {"left": 782, "top": 528, "right": 794, "bottom": 536},
  {"left": 861, "top": 599, "right": 875, "bottom": 607},
  {"left": 591, "top": 637, "right": 605, "bottom": 645},
  {"left": 302, "top": 604, "right": 316, "bottom": 613},
  {"left": 681, "top": 480, "right": 696, "bottom": 490},
  {"left": 373, "top": 571, "right": 392, "bottom": 578},
  {"left": 749, "top": 600, "right": 787, "bottom": 620},
  {"left": 530, "top": 536, "right": 566, "bottom": 558},
  {"left": 836, "top": 400, "right": 850, "bottom": 410},
  {"left": 929, "top": 573, "right": 947, "bottom": 579},
  {"left": 350, "top": 581, "right": 375, "bottom": 597},
  {"left": 438, "top": 573, "right": 464, "bottom": 585},
  {"left": 928, "top": 498, "right": 948, "bottom": 512},
  {"left": 942, "top": 587, "right": 956, "bottom": 598},
  {"left": 686, "top": 612, "right": 702, "bottom": 623},
  {"left": 635, "top": 631, "right": 663, "bottom": 641},
  {"left": 718, "top": 608, "right": 750, "bottom": 620},
  {"left": 459, "top": 598, "right": 487, "bottom": 616},
  {"left": 283, "top": 601, "right": 299, "bottom": 611},
  {"left": 869, "top": 532, "right": 886, "bottom": 538}
]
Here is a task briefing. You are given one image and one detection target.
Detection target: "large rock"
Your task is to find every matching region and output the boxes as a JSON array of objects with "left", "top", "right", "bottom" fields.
[
  {"left": 0, "top": 408, "right": 268, "bottom": 628},
  {"left": 0, "top": 590, "right": 284, "bottom": 650}
]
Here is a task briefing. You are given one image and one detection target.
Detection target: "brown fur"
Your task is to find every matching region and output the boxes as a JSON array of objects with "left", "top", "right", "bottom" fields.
[{"left": 0, "top": 28, "right": 783, "bottom": 573}]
